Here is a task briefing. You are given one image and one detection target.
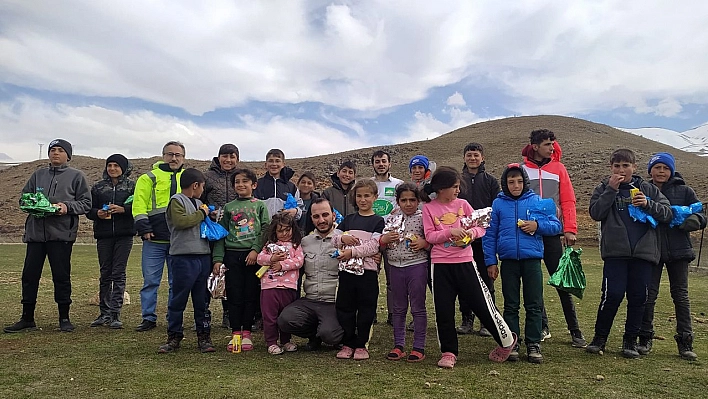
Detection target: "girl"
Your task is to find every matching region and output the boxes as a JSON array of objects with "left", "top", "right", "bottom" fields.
[
  {"left": 422, "top": 166, "right": 517, "bottom": 368},
  {"left": 381, "top": 183, "right": 430, "bottom": 362},
  {"left": 256, "top": 213, "right": 304, "bottom": 355},
  {"left": 333, "top": 179, "right": 385, "bottom": 361},
  {"left": 297, "top": 171, "right": 320, "bottom": 235}
]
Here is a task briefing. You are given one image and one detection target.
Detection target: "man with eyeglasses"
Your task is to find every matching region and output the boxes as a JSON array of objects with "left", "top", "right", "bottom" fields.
[{"left": 132, "top": 141, "right": 186, "bottom": 331}]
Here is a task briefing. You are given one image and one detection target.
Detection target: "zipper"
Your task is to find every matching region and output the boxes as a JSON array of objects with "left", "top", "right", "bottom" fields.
[
  {"left": 111, "top": 184, "right": 116, "bottom": 236},
  {"left": 515, "top": 200, "right": 520, "bottom": 260}
]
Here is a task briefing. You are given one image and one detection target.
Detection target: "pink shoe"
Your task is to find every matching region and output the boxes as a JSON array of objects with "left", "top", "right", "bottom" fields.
[
  {"left": 489, "top": 332, "right": 518, "bottom": 363},
  {"left": 336, "top": 345, "right": 354, "bottom": 359},
  {"left": 242, "top": 331, "right": 253, "bottom": 351},
  {"left": 353, "top": 348, "right": 370, "bottom": 360},
  {"left": 437, "top": 352, "right": 457, "bottom": 369}
]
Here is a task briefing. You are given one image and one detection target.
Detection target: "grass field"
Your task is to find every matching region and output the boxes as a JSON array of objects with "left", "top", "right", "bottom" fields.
[{"left": 0, "top": 244, "right": 706, "bottom": 399}]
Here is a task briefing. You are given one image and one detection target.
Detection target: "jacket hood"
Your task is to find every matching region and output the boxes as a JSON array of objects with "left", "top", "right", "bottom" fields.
[
  {"left": 651, "top": 172, "right": 685, "bottom": 190},
  {"left": 329, "top": 172, "right": 348, "bottom": 191},
  {"left": 102, "top": 159, "right": 133, "bottom": 181},
  {"left": 262, "top": 165, "right": 295, "bottom": 182},
  {"left": 500, "top": 164, "right": 531, "bottom": 198},
  {"left": 208, "top": 157, "right": 221, "bottom": 172},
  {"left": 522, "top": 141, "right": 562, "bottom": 164}
]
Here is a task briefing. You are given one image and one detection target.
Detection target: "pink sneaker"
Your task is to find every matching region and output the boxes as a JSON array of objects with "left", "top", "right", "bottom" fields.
[
  {"left": 336, "top": 345, "right": 354, "bottom": 359},
  {"left": 242, "top": 331, "right": 253, "bottom": 351},
  {"left": 489, "top": 332, "right": 518, "bottom": 363},
  {"left": 437, "top": 352, "right": 457, "bottom": 369},
  {"left": 353, "top": 348, "right": 370, "bottom": 360}
]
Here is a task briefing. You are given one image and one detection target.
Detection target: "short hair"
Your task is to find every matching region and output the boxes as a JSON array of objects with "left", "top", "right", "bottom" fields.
[
  {"left": 297, "top": 171, "right": 316, "bottom": 185},
  {"left": 610, "top": 149, "right": 636, "bottom": 164},
  {"left": 506, "top": 169, "right": 523, "bottom": 180},
  {"left": 180, "top": 168, "right": 205, "bottom": 189},
  {"left": 163, "top": 141, "right": 185, "bottom": 155},
  {"left": 349, "top": 179, "right": 378, "bottom": 207},
  {"left": 529, "top": 129, "right": 556, "bottom": 145},
  {"left": 218, "top": 143, "right": 239, "bottom": 158},
  {"left": 311, "top": 197, "right": 334, "bottom": 212},
  {"left": 371, "top": 150, "right": 390, "bottom": 164},
  {"left": 395, "top": 182, "right": 420, "bottom": 202},
  {"left": 266, "top": 148, "right": 285, "bottom": 160},
  {"left": 230, "top": 168, "right": 258, "bottom": 186},
  {"left": 463, "top": 142, "right": 485, "bottom": 155},
  {"left": 338, "top": 160, "right": 357, "bottom": 174}
]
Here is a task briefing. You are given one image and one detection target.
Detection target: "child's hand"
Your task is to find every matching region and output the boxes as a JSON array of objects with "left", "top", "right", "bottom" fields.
[
  {"left": 270, "top": 251, "right": 287, "bottom": 263},
  {"left": 271, "top": 261, "right": 282, "bottom": 272},
  {"left": 246, "top": 250, "right": 258, "bottom": 265},
  {"left": 337, "top": 249, "right": 353, "bottom": 261},
  {"left": 608, "top": 174, "right": 623, "bottom": 190},
  {"left": 450, "top": 228, "right": 468, "bottom": 240},
  {"left": 55, "top": 202, "right": 68, "bottom": 215},
  {"left": 631, "top": 191, "right": 648, "bottom": 208},
  {"left": 108, "top": 204, "right": 125, "bottom": 214},
  {"left": 380, "top": 232, "right": 400, "bottom": 245},
  {"left": 372, "top": 252, "right": 382, "bottom": 264},
  {"left": 466, "top": 229, "right": 477, "bottom": 241},
  {"left": 409, "top": 237, "right": 429, "bottom": 251},
  {"left": 487, "top": 265, "right": 499, "bottom": 281},
  {"left": 213, "top": 262, "right": 224, "bottom": 275},
  {"left": 341, "top": 235, "right": 360, "bottom": 246},
  {"left": 281, "top": 208, "right": 298, "bottom": 217},
  {"left": 519, "top": 221, "right": 538, "bottom": 234}
]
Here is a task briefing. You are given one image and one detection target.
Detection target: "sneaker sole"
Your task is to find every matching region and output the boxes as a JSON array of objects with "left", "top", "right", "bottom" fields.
[{"left": 528, "top": 357, "right": 543, "bottom": 364}]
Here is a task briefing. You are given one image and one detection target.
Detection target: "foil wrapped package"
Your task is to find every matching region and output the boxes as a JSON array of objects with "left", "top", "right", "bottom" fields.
[
  {"left": 382, "top": 213, "right": 406, "bottom": 249},
  {"left": 338, "top": 245, "right": 365, "bottom": 275}
]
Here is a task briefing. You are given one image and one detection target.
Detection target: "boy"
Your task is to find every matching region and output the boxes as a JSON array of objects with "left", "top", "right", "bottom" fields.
[
  {"left": 484, "top": 164, "right": 562, "bottom": 363},
  {"left": 521, "top": 129, "right": 585, "bottom": 347},
  {"left": 254, "top": 148, "right": 302, "bottom": 220},
  {"left": 457, "top": 143, "right": 500, "bottom": 337},
  {"left": 409, "top": 155, "right": 432, "bottom": 188},
  {"left": 638, "top": 152, "right": 704, "bottom": 360},
  {"left": 159, "top": 168, "right": 215, "bottom": 353},
  {"left": 322, "top": 161, "right": 357, "bottom": 217},
  {"left": 5, "top": 139, "right": 91, "bottom": 333},
  {"left": 587, "top": 149, "right": 672, "bottom": 358},
  {"left": 213, "top": 168, "right": 270, "bottom": 352}
]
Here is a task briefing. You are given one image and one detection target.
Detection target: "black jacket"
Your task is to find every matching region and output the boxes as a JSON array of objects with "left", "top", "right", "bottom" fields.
[
  {"left": 652, "top": 173, "right": 707, "bottom": 262},
  {"left": 201, "top": 157, "right": 239, "bottom": 208},
  {"left": 299, "top": 191, "right": 320, "bottom": 235},
  {"left": 459, "top": 162, "right": 500, "bottom": 210},
  {"left": 87, "top": 164, "right": 136, "bottom": 239},
  {"left": 253, "top": 166, "right": 298, "bottom": 201}
]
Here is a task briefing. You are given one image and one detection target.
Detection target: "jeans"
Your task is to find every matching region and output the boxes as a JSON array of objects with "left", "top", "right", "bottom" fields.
[
  {"left": 167, "top": 254, "right": 211, "bottom": 335},
  {"left": 500, "top": 259, "right": 544, "bottom": 344},
  {"left": 139, "top": 240, "right": 172, "bottom": 322},
  {"left": 641, "top": 260, "right": 693, "bottom": 336},
  {"left": 541, "top": 235, "right": 581, "bottom": 332}
]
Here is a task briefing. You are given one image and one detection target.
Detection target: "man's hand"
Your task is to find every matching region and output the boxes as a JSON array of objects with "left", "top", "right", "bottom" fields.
[
  {"left": 561, "top": 232, "right": 577, "bottom": 247},
  {"left": 246, "top": 250, "right": 258, "bottom": 265},
  {"left": 142, "top": 232, "right": 154, "bottom": 240},
  {"left": 108, "top": 204, "right": 125, "bottom": 214},
  {"left": 487, "top": 265, "right": 499, "bottom": 281},
  {"left": 97, "top": 209, "right": 109, "bottom": 219}
]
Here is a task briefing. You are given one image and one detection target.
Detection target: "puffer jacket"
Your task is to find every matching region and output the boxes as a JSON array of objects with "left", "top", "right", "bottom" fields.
[
  {"left": 322, "top": 173, "right": 355, "bottom": 217},
  {"left": 201, "top": 157, "right": 239, "bottom": 208},
  {"left": 86, "top": 162, "right": 136, "bottom": 239},
  {"left": 652, "top": 173, "right": 707, "bottom": 262}
]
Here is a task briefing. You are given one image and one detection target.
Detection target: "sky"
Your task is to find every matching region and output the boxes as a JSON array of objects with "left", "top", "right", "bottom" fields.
[{"left": 2, "top": 0, "right": 708, "bottom": 162}]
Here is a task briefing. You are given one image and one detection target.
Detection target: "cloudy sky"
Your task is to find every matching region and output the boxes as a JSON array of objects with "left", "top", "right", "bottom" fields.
[{"left": 2, "top": 1, "right": 708, "bottom": 162}]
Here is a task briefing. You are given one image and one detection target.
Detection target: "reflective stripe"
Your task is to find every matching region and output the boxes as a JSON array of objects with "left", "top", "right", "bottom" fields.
[
  {"left": 147, "top": 171, "right": 158, "bottom": 211},
  {"left": 134, "top": 214, "right": 149, "bottom": 221},
  {"left": 147, "top": 207, "right": 167, "bottom": 216}
]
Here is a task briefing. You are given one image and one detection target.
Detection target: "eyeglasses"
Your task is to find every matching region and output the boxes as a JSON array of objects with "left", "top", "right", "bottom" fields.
[{"left": 164, "top": 152, "right": 184, "bottom": 158}]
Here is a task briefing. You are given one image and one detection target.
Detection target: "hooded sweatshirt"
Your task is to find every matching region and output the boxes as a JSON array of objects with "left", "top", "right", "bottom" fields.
[
  {"left": 521, "top": 141, "right": 577, "bottom": 234},
  {"left": 22, "top": 162, "right": 92, "bottom": 242},
  {"left": 322, "top": 172, "right": 356, "bottom": 217},
  {"left": 254, "top": 166, "right": 303, "bottom": 219},
  {"left": 86, "top": 160, "right": 136, "bottom": 239},
  {"left": 201, "top": 157, "right": 239, "bottom": 208}
]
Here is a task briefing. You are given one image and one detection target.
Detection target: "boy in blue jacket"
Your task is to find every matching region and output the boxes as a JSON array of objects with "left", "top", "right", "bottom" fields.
[{"left": 483, "top": 164, "right": 562, "bottom": 363}]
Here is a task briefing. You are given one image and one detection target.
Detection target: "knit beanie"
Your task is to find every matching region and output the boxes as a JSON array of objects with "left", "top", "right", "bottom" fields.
[
  {"left": 106, "top": 154, "right": 129, "bottom": 175},
  {"left": 48, "top": 139, "right": 73, "bottom": 160},
  {"left": 409, "top": 155, "right": 430, "bottom": 172},
  {"left": 647, "top": 152, "right": 675, "bottom": 177}
]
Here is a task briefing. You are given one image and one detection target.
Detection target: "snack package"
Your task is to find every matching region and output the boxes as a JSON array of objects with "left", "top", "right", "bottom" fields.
[
  {"left": 283, "top": 193, "right": 298, "bottom": 210},
  {"left": 404, "top": 233, "right": 419, "bottom": 251},
  {"left": 20, "top": 192, "right": 59, "bottom": 218},
  {"left": 102, "top": 204, "right": 112, "bottom": 219},
  {"left": 257, "top": 243, "right": 289, "bottom": 278},
  {"left": 207, "top": 264, "right": 227, "bottom": 300},
  {"left": 382, "top": 213, "right": 406, "bottom": 249},
  {"left": 467, "top": 207, "right": 493, "bottom": 229},
  {"left": 338, "top": 245, "right": 364, "bottom": 275}
]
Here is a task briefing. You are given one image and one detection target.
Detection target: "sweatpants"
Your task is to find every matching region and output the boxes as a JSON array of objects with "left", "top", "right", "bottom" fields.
[
  {"left": 433, "top": 261, "right": 513, "bottom": 356},
  {"left": 224, "top": 250, "right": 261, "bottom": 333},
  {"left": 278, "top": 298, "right": 344, "bottom": 345},
  {"left": 389, "top": 262, "right": 428, "bottom": 350},
  {"left": 22, "top": 241, "right": 74, "bottom": 307},
  {"left": 96, "top": 236, "right": 133, "bottom": 315},
  {"left": 459, "top": 240, "right": 495, "bottom": 318},
  {"left": 167, "top": 254, "right": 211, "bottom": 334},
  {"left": 500, "top": 259, "right": 543, "bottom": 344},
  {"left": 261, "top": 288, "right": 297, "bottom": 346},
  {"left": 540, "top": 235, "right": 581, "bottom": 332},
  {"left": 336, "top": 270, "right": 379, "bottom": 349},
  {"left": 594, "top": 258, "right": 653, "bottom": 338},
  {"left": 641, "top": 260, "right": 693, "bottom": 336}
]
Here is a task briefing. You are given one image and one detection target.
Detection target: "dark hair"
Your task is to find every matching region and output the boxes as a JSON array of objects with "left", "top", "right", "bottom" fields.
[
  {"left": 297, "top": 171, "right": 316, "bottom": 185},
  {"left": 348, "top": 179, "right": 378, "bottom": 207},
  {"left": 463, "top": 142, "right": 484, "bottom": 155},
  {"left": 218, "top": 144, "right": 239, "bottom": 158},
  {"left": 163, "top": 141, "right": 185, "bottom": 155},
  {"left": 266, "top": 148, "right": 285, "bottom": 160},
  {"left": 264, "top": 212, "right": 302, "bottom": 248},
  {"left": 311, "top": 197, "right": 334, "bottom": 212},
  {"left": 230, "top": 168, "right": 258, "bottom": 187},
  {"left": 395, "top": 182, "right": 420, "bottom": 202},
  {"left": 430, "top": 166, "right": 461, "bottom": 193},
  {"left": 610, "top": 149, "right": 636, "bottom": 164},
  {"left": 338, "top": 160, "right": 357, "bottom": 174},
  {"left": 506, "top": 169, "right": 523, "bottom": 179},
  {"left": 529, "top": 129, "right": 556, "bottom": 145},
  {"left": 180, "top": 168, "right": 205, "bottom": 189},
  {"left": 371, "top": 150, "right": 390, "bottom": 164}
]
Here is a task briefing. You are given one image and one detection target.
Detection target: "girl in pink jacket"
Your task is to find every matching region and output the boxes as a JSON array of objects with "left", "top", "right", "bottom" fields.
[{"left": 256, "top": 213, "right": 304, "bottom": 355}]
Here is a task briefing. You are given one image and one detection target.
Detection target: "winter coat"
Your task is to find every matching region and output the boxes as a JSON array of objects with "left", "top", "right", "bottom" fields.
[
  {"left": 322, "top": 173, "right": 356, "bottom": 217},
  {"left": 253, "top": 166, "right": 302, "bottom": 219},
  {"left": 459, "top": 162, "right": 500, "bottom": 210},
  {"left": 256, "top": 241, "right": 304, "bottom": 290},
  {"left": 201, "top": 157, "right": 239, "bottom": 208},
  {"left": 132, "top": 162, "right": 184, "bottom": 242},
  {"left": 298, "top": 191, "right": 320, "bottom": 235},
  {"left": 86, "top": 163, "right": 136, "bottom": 239}
]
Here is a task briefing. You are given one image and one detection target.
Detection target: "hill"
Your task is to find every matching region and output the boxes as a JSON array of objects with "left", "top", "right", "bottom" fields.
[{"left": 2, "top": 115, "right": 708, "bottom": 242}]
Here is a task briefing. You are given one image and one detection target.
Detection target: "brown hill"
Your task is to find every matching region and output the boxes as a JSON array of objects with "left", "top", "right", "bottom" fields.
[{"left": 2, "top": 115, "right": 707, "bottom": 243}]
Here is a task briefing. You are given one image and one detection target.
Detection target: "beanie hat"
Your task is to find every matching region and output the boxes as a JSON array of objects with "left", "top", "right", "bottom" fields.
[
  {"left": 409, "top": 155, "right": 430, "bottom": 172},
  {"left": 106, "top": 154, "right": 129, "bottom": 175},
  {"left": 218, "top": 143, "right": 239, "bottom": 157},
  {"left": 48, "top": 138, "right": 73, "bottom": 160},
  {"left": 647, "top": 152, "right": 675, "bottom": 177}
]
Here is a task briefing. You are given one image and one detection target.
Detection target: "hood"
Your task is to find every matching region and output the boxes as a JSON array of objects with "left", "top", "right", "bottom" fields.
[
  {"left": 102, "top": 159, "right": 133, "bottom": 181},
  {"left": 651, "top": 172, "right": 685, "bottom": 190},
  {"left": 208, "top": 157, "right": 221, "bottom": 172},
  {"left": 262, "top": 165, "right": 295, "bottom": 182},
  {"left": 522, "top": 141, "right": 562, "bottom": 164},
  {"left": 500, "top": 163, "right": 531, "bottom": 199}
]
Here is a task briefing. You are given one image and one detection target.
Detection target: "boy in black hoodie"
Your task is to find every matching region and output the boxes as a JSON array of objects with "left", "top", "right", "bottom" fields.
[
  {"left": 587, "top": 149, "right": 672, "bottom": 358},
  {"left": 638, "top": 152, "right": 705, "bottom": 360},
  {"left": 322, "top": 161, "right": 357, "bottom": 217},
  {"left": 254, "top": 148, "right": 303, "bottom": 220}
]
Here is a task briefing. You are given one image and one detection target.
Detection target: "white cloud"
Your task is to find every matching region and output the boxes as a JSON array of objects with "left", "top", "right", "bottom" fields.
[
  {"left": 404, "top": 102, "right": 506, "bottom": 143},
  {"left": 446, "top": 92, "right": 466, "bottom": 106}
]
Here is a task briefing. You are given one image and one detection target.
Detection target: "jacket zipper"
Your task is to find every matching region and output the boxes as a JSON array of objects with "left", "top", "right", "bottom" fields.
[
  {"left": 515, "top": 200, "right": 521, "bottom": 260},
  {"left": 111, "top": 184, "right": 116, "bottom": 237}
]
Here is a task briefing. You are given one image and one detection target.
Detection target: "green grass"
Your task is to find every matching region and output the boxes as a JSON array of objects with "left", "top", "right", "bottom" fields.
[{"left": 0, "top": 244, "right": 706, "bottom": 399}]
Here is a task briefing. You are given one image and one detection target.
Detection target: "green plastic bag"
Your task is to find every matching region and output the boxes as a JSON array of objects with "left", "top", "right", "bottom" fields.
[
  {"left": 124, "top": 195, "right": 134, "bottom": 204},
  {"left": 547, "top": 247, "right": 586, "bottom": 299},
  {"left": 20, "top": 192, "right": 59, "bottom": 218}
]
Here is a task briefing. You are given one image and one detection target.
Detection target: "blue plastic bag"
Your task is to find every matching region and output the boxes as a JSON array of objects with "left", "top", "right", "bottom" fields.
[
  {"left": 628, "top": 196, "right": 657, "bottom": 228},
  {"left": 528, "top": 198, "right": 556, "bottom": 220},
  {"left": 669, "top": 202, "right": 703, "bottom": 228},
  {"left": 283, "top": 193, "right": 298, "bottom": 210},
  {"left": 200, "top": 217, "right": 229, "bottom": 241},
  {"left": 334, "top": 209, "right": 344, "bottom": 224}
]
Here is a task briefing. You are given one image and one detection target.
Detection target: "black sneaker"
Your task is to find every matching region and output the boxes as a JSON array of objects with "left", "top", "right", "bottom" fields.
[
  {"left": 108, "top": 313, "right": 123, "bottom": 329},
  {"left": 90, "top": 314, "right": 111, "bottom": 327},
  {"left": 158, "top": 334, "right": 183, "bottom": 353},
  {"left": 197, "top": 332, "right": 216, "bottom": 353},
  {"left": 303, "top": 337, "right": 322, "bottom": 352},
  {"left": 135, "top": 319, "right": 157, "bottom": 332},
  {"left": 586, "top": 336, "right": 607, "bottom": 355},
  {"left": 456, "top": 315, "right": 474, "bottom": 335},
  {"left": 570, "top": 329, "right": 587, "bottom": 348},
  {"left": 3, "top": 319, "right": 37, "bottom": 333},
  {"left": 637, "top": 333, "right": 653, "bottom": 355},
  {"left": 675, "top": 333, "right": 698, "bottom": 361},
  {"left": 59, "top": 318, "right": 75, "bottom": 332},
  {"left": 527, "top": 343, "right": 543, "bottom": 364},
  {"left": 508, "top": 344, "right": 520, "bottom": 362},
  {"left": 622, "top": 335, "right": 640, "bottom": 359}
]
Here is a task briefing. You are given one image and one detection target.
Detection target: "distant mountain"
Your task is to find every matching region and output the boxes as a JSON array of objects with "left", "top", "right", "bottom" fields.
[
  {"left": 0, "top": 153, "right": 13, "bottom": 162},
  {"left": 619, "top": 124, "right": 708, "bottom": 156}
]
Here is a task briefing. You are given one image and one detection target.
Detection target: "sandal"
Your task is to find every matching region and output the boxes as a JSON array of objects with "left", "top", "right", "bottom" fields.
[
  {"left": 386, "top": 347, "right": 406, "bottom": 361},
  {"left": 407, "top": 350, "right": 426, "bottom": 363},
  {"left": 489, "top": 332, "right": 518, "bottom": 363},
  {"left": 268, "top": 344, "right": 284, "bottom": 355},
  {"left": 437, "top": 352, "right": 457, "bottom": 369}
]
